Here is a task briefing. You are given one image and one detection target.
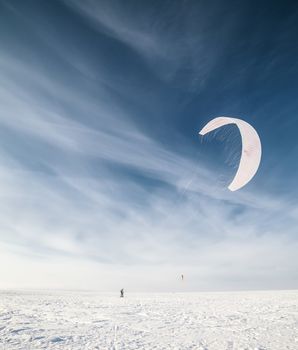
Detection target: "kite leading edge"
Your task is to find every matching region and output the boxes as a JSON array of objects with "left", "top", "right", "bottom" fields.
[{"left": 199, "top": 117, "right": 262, "bottom": 191}]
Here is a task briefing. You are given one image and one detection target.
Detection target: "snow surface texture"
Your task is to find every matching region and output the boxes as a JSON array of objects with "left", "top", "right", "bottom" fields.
[{"left": 0, "top": 290, "right": 297, "bottom": 349}]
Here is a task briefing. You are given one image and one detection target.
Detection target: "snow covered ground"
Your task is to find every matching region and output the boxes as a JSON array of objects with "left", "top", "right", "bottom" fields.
[{"left": 0, "top": 290, "right": 297, "bottom": 349}]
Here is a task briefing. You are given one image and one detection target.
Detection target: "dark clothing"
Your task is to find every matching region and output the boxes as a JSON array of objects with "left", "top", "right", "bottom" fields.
[{"left": 120, "top": 289, "right": 124, "bottom": 298}]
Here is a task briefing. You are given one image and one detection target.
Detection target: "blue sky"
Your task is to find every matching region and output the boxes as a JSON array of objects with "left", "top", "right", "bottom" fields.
[{"left": 0, "top": 0, "right": 297, "bottom": 291}]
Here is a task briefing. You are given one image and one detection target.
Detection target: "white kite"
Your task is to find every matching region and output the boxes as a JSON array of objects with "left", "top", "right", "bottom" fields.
[{"left": 199, "top": 117, "right": 262, "bottom": 191}]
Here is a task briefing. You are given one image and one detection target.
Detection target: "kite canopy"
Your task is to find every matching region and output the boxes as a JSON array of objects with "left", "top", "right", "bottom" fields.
[{"left": 199, "top": 117, "right": 262, "bottom": 191}]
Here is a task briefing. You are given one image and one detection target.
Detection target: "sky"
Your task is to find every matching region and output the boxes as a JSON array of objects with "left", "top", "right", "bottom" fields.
[{"left": 0, "top": 0, "right": 297, "bottom": 292}]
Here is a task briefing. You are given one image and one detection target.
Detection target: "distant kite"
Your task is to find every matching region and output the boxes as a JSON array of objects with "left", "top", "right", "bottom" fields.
[{"left": 199, "top": 117, "right": 262, "bottom": 191}]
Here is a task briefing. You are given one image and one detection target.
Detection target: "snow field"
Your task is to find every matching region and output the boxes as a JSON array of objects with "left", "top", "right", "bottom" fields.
[{"left": 0, "top": 290, "right": 297, "bottom": 349}]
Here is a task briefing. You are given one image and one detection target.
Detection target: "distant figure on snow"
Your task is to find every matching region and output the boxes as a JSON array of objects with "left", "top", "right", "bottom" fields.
[
  {"left": 120, "top": 288, "right": 124, "bottom": 298},
  {"left": 181, "top": 274, "right": 184, "bottom": 281}
]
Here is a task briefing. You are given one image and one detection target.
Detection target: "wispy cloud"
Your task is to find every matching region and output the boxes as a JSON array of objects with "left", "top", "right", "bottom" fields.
[{"left": 64, "top": 0, "right": 226, "bottom": 89}]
